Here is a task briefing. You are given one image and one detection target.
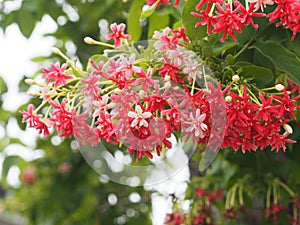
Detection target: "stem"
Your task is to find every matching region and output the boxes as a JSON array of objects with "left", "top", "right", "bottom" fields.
[
  {"left": 266, "top": 184, "right": 271, "bottom": 208},
  {"left": 276, "top": 180, "right": 296, "bottom": 198},
  {"left": 234, "top": 36, "right": 256, "bottom": 59},
  {"left": 239, "top": 186, "right": 244, "bottom": 205},
  {"left": 92, "top": 40, "right": 115, "bottom": 48},
  {"left": 190, "top": 71, "right": 197, "bottom": 95},
  {"left": 273, "top": 181, "right": 278, "bottom": 205}
]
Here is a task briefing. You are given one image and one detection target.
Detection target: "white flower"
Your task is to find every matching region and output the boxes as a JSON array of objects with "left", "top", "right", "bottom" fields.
[{"left": 128, "top": 105, "right": 152, "bottom": 128}]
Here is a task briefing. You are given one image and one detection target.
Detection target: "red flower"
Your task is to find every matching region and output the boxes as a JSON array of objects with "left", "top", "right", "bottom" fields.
[
  {"left": 235, "top": 1, "right": 266, "bottom": 29},
  {"left": 192, "top": 5, "right": 217, "bottom": 36},
  {"left": 224, "top": 207, "right": 238, "bottom": 219},
  {"left": 265, "top": 203, "right": 286, "bottom": 224},
  {"left": 273, "top": 89, "right": 300, "bottom": 120},
  {"left": 106, "top": 23, "right": 131, "bottom": 48},
  {"left": 196, "top": 188, "right": 206, "bottom": 197},
  {"left": 42, "top": 61, "right": 73, "bottom": 88},
  {"left": 213, "top": 3, "right": 243, "bottom": 42},
  {"left": 195, "top": 0, "right": 224, "bottom": 11},
  {"left": 158, "top": 57, "right": 184, "bottom": 83},
  {"left": 20, "top": 104, "right": 50, "bottom": 137},
  {"left": 164, "top": 212, "right": 184, "bottom": 225},
  {"left": 49, "top": 98, "right": 74, "bottom": 138},
  {"left": 267, "top": 0, "right": 300, "bottom": 40}
]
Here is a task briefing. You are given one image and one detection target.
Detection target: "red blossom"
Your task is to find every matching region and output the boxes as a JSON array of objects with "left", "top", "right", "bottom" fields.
[
  {"left": 20, "top": 104, "right": 50, "bottom": 137},
  {"left": 235, "top": 1, "right": 266, "bottom": 29},
  {"left": 192, "top": 5, "right": 217, "bottom": 36},
  {"left": 49, "top": 98, "right": 74, "bottom": 138},
  {"left": 265, "top": 203, "right": 286, "bottom": 224},
  {"left": 213, "top": 3, "right": 243, "bottom": 42},
  {"left": 164, "top": 212, "right": 184, "bottom": 225}
]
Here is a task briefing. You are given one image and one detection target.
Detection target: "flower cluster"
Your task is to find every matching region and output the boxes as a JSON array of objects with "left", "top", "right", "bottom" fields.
[
  {"left": 168, "top": 179, "right": 300, "bottom": 225},
  {"left": 192, "top": 0, "right": 300, "bottom": 42},
  {"left": 21, "top": 24, "right": 299, "bottom": 162},
  {"left": 223, "top": 86, "right": 300, "bottom": 153}
]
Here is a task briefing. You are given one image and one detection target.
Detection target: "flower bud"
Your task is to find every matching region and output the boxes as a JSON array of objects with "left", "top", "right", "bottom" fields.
[
  {"left": 283, "top": 124, "right": 293, "bottom": 134},
  {"left": 84, "top": 37, "right": 95, "bottom": 45},
  {"left": 275, "top": 84, "right": 285, "bottom": 91},
  {"left": 164, "top": 75, "right": 171, "bottom": 81},
  {"left": 232, "top": 75, "right": 240, "bottom": 83},
  {"left": 163, "top": 81, "right": 171, "bottom": 89},
  {"left": 139, "top": 90, "right": 146, "bottom": 98},
  {"left": 114, "top": 88, "right": 121, "bottom": 94},
  {"left": 28, "top": 92, "right": 40, "bottom": 96},
  {"left": 25, "top": 79, "right": 35, "bottom": 85},
  {"left": 225, "top": 96, "right": 232, "bottom": 102},
  {"left": 51, "top": 47, "right": 61, "bottom": 55}
]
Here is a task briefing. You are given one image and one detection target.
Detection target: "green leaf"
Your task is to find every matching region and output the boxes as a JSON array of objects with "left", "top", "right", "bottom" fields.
[
  {"left": 286, "top": 33, "right": 300, "bottom": 57},
  {"left": 17, "top": 10, "right": 36, "bottom": 38},
  {"left": 212, "top": 40, "right": 239, "bottom": 56},
  {"left": 22, "top": 0, "right": 39, "bottom": 12},
  {"left": 127, "top": 0, "right": 144, "bottom": 41},
  {"left": 252, "top": 41, "right": 300, "bottom": 85},
  {"left": 147, "top": 13, "right": 170, "bottom": 38},
  {"left": 173, "top": 20, "right": 183, "bottom": 30},
  {"left": 182, "top": 0, "right": 207, "bottom": 41},
  {"left": 0, "top": 76, "right": 8, "bottom": 94},
  {"left": 140, "top": 0, "right": 159, "bottom": 20},
  {"left": 238, "top": 65, "right": 274, "bottom": 87}
]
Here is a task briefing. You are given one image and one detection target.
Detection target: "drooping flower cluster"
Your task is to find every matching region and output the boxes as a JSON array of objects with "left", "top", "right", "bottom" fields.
[
  {"left": 21, "top": 24, "right": 299, "bottom": 162},
  {"left": 191, "top": 0, "right": 300, "bottom": 42}
]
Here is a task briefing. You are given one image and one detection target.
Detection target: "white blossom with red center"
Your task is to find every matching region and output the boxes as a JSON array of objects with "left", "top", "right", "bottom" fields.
[
  {"left": 128, "top": 105, "right": 152, "bottom": 128},
  {"left": 183, "top": 109, "right": 208, "bottom": 139}
]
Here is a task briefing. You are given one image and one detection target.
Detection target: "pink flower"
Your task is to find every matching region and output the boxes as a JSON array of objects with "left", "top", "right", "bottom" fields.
[
  {"left": 96, "top": 113, "right": 118, "bottom": 144},
  {"left": 92, "top": 94, "right": 116, "bottom": 117},
  {"left": 129, "top": 68, "right": 159, "bottom": 92},
  {"left": 81, "top": 73, "right": 101, "bottom": 100},
  {"left": 116, "top": 54, "right": 142, "bottom": 79},
  {"left": 248, "top": 0, "right": 274, "bottom": 11},
  {"left": 42, "top": 61, "right": 73, "bottom": 88},
  {"left": 183, "top": 109, "right": 208, "bottom": 142},
  {"left": 153, "top": 27, "right": 178, "bottom": 51},
  {"left": 20, "top": 104, "right": 50, "bottom": 137},
  {"left": 106, "top": 23, "right": 131, "bottom": 48},
  {"left": 147, "top": 0, "right": 170, "bottom": 7}
]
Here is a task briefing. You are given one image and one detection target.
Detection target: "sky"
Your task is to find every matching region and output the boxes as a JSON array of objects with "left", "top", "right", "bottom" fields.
[{"left": 0, "top": 16, "right": 57, "bottom": 187}]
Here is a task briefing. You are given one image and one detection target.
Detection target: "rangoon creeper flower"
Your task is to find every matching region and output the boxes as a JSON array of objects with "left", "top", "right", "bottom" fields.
[
  {"left": 184, "top": 109, "right": 208, "bottom": 138},
  {"left": 106, "top": 23, "right": 131, "bottom": 48},
  {"left": 128, "top": 105, "right": 152, "bottom": 128},
  {"left": 42, "top": 61, "right": 73, "bottom": 88}
]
